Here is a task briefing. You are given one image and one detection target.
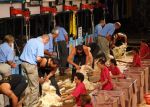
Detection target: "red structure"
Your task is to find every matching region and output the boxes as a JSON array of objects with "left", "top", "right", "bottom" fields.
[
  {"left": 40, "top": 6, "right": 57, "bottom": 14},
  {"left": 81, "top": 4, "right": 94, "bottom": 10},
  {"left": 63, "top": 5, "right": 78, "bottom": 11},
  {"left": 10, "top": 7, "right": 30, "bottom": 21}
]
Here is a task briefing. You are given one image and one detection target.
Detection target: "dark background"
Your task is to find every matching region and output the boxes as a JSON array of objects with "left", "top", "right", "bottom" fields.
[{"left": 0, "top": 0, "right": 150, "bottom": 43}]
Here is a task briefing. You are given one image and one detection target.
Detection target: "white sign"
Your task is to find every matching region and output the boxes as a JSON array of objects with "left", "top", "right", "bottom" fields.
[{"left": 78, "top": 27, "right": 82, "bottom": 37}]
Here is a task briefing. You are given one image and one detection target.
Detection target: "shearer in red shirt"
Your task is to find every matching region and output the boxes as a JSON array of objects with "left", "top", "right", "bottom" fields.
[
  {"left": 140, "top": 40, "right": 150, "bottom": 59},
  {"left": 108, "top": 59, "right": 125, "bottom": 79},
  {"left": 97, "top": 58, "right": 113, "bottom": 90},
  {"left": 61, "top": 72, "right": 87, "bottom": 106},
  {"left": 116, "top": 48, "right": 142, "bottom": 67},
  {"left": 132, "top": 47, "right": 141, "bottom": 67}
]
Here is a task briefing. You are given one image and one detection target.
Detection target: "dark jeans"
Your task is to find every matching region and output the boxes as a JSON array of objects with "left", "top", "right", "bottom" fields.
[{"left": 57, "top": 40, "right": 68, "bottom": 74}]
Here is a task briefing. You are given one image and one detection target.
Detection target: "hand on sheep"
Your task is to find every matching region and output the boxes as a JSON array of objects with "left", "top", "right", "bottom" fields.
[
  {"left": 16, "top": 103, "right": 22, "bottom": 107},
  {"left": 111, "top": 44, "right": 115, "bottom": 49},
  {"left": 60, "top": 97, "right": 65, "bottom": 102},
  {"left": 75, "top": 65, "right": 81, "bottom": 70},
  {"left": 44, "top": 76, "right": 49, "bottom": 82},
  {"left": 39, "top": 77, "right": 45, "bottom": 84},
  {"left": 95, "top": 82, "right": 102, "bottom": 90}
]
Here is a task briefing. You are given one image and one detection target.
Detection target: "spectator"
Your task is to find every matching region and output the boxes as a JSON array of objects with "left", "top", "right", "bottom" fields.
[
  {"left": 0, "top": 35, "right": 16, "bottom": 107},
  {"left": 0, "top": 35, "right": 16, "bottom": 77},
  {"left": 20, "top": 34, "right": 49, "bottom": 107},
  {"left": 56, "top": 23, "right": 68, "bottom": 75},
  {"left": 44, "top": 27, "right": 59, "bottom": 58},
  {"left": 94, "top": 19, "right": 105, "bottom": 43}
]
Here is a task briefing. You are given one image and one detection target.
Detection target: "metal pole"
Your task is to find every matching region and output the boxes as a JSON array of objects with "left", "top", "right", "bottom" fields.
[
  {"left": 25, "top": 21, "right": 28, "bottom": 41},
  {"left": 28, "top": 20, "right": 30, "bottom": 40}
]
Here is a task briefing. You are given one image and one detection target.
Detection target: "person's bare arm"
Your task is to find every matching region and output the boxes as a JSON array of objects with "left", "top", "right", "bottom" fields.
[
  {"left": 36, "top": 56, "right": 43, "bottom": 63},
  {"left": 67, "top": 48, "right": 80, "bottom": 69},
  {"left": 1, "top": 83, "right": 19, "bottom": 107},
  {"left": 39, "top": 58, "right": 47, "bottom": 67},
  {"left": 100, "top": 79, "right": 108, "bottom": 86},
  {"left": 61, "top": 94, "right": 74, "bottom": 101},
  {"left": 45, "top": 68, "right": 57, "bottom": 81},
  {"left": 141, "top": 53, "right": 150, "bottom": 59},
  {"left": 105, "top": 33, "right": 112, "bottom": 41},
  {"left": 111, "top": 74, "right": 123, "bottom": 79},
  {"left": 83, "top": 46, "right": 93, "bottom": 65},
  {"left": 116, "top": 59, "right": 131, "bottom": 63}
]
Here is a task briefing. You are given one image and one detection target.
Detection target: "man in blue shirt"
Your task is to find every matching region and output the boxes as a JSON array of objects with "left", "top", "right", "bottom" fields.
[
  {"left": 94, "top": 19, "right": 105, "bottom": 43},
  {"left": 98, "top": 22, "right": 121, "bottom": 60},
  {"left": 0, "top": 35, "right": 17, "bottom": 107},
  {"left": 0, "top": 35, "right": 16, "bottom": 77},
  {"left": 44, "top": 27, "right": 59, "bottom": 57},
  {"left": 56, "top": 24, "right": 68, "bottom": 76},
  {"left": 20, "top": 34, "right": 49, "bottom": 107}
]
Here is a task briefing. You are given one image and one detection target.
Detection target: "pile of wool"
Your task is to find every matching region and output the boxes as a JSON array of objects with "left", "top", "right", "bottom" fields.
[
  {"left": 61, "top": 79, "right": 75, "bottom": 88},
  {"left": 112, "top": 43, "right": 127, "bottom": 59},
  {"left": 78, "top": 65, "right": 96, "bottom": 90},
  {"left": 37, "top": 80, "right": 63, "bottom": 107},
  {"left": 78, "top": 65, "right": 94, "bottom": 78}
]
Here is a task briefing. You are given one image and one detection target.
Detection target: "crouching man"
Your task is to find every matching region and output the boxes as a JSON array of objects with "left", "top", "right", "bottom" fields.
[
  {"left": 0, "top": 74, "right": 28, "bottom": 107},
  {"left": 38, "top": 57, "right": 61, "bottom": 96}
]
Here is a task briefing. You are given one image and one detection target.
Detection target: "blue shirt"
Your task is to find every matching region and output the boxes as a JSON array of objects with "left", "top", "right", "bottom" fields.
[
  {"left": 100, "top": 23, "right": 115, "bottom": 37},
  {"left": 94, "top": 24, "right": 103, "bottom": 37},
  {"left": 44, "top": 33, "right": 54, "bottom": 52},
  {"left": 0, "top": 42, "right": 14, "bottom": 62},
  {"left": 56, "top": 27, "right": 68, "bottom": 42},
  {"left": 20, "top": 37, "right": 44, "bottom": 65}
]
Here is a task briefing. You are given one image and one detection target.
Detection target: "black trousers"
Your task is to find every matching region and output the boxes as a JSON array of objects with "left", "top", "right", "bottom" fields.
[
  {"left": 38, "top": 68, "right": 60, "bottom": 96},
  {"left": 57, "top": 40, "right": 68, "bottom": 74},
  {"left": 4, "top": 74, "right": 28, "bottom": 107}
]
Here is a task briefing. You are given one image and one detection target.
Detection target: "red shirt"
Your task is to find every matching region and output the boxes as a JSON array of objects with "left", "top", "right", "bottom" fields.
[
  {"left": 100, "top": 66, "right": 113, "bottom": 90},
  {"left": 108, "top": 65, "right": 124, "bottom": 78},
  {"left": 108, "top": 65, "right": 121, "bottom": 75},
  {"left": 72, "top": 82, "right": 87, "bottom": 106},
  {"left": 133, "top": 54, "right": 141, "bottom": 67},
  {"left": 148, "top": 48, "right": 150, "bottom": 58},
  {"left": 84, "top": 103, "right": 93, "bottom": 107},
  {"left": 140, "top": 44, "right": 149, "bottom": 59}
]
